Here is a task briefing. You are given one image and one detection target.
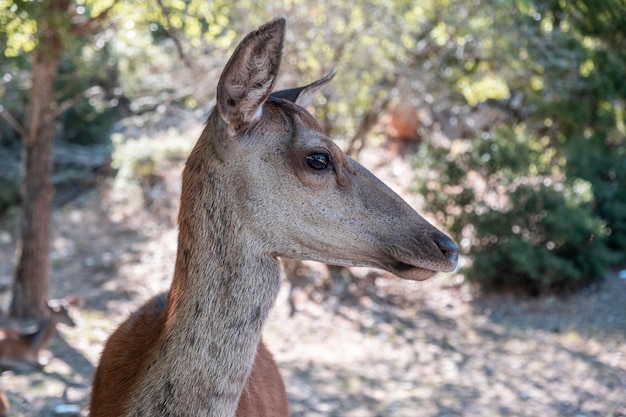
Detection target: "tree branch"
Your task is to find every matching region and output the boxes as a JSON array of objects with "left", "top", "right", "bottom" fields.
[
  {"left": 156, "top": 0, "right": 193, "bottom": 69},
  {"left": 0, "top": 105, "right": 27, "bottom": 139},
  {"left": 71, "top": 0, "right": 122, "bottom": 36},
  {"left": 51, "top": 86, "right": 105, "bottom": 119},
  {"left": 345, "top": 97, "right": 391, "bottom": 158}
]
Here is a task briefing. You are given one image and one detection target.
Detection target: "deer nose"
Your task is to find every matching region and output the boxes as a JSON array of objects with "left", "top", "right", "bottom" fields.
[{"left": 433, "top": 233, "right": 459, "bottom": 268}]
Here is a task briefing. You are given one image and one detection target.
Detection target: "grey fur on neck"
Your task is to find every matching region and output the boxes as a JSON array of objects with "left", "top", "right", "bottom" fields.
[{"left": 124, "top": 122, "right": 282, "bottom": 416}]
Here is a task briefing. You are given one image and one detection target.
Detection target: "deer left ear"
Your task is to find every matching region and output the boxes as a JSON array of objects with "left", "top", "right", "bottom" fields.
[
  {"left": 216, "top": 17, "right": 286, "bottom": 133},
  {"left": 270, "top": 68, "right": 337, "bottom": 108}
]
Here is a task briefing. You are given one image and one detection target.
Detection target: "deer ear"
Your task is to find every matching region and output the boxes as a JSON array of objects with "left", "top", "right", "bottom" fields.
[
  {"left": 216, "top": 17, "right": 286, "bottom": 134},
  {"left": 270, "top": 68, "right": 337, "bottom": 108}
]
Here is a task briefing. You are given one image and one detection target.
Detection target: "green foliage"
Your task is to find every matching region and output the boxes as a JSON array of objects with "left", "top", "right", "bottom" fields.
[
  {"left": 0, "top": 0, "right": 39, "bottom": 56},
  {"left": 416, "top": 0, "right": 626, "bottom": 294},
  {"left": 566, "top": 134, "right": 626, "bottom": 257},
  {"left": 58, "top": 101, "right": 117, "bottom": 145},
  {"left": 467, "top": 183, "right": 608, "bottom": 293},
  {"left": 55, "top": 43, "right": 120, "bottom": 145},
  {"left": 0, "top": 178, "right": 19, "bottom": 211},
  {"left": 419, "top": 128, "right": 611, "bottom": 294},
  {"left": 0, "top": 1, "right": 122, "bottom": 146}
]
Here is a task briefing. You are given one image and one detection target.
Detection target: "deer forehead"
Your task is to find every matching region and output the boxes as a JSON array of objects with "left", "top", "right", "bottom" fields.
[{"left": 232, "top": 100, "right": 336, "bottom": 165}]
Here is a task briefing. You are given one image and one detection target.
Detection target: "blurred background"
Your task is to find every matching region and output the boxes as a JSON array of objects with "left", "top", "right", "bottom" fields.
[{"left": 0, "top": 0, "right": 624, "bottom": 416}]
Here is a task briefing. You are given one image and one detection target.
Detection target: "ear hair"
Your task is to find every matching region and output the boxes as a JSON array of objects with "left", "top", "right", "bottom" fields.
[{"left": 216, "top": 17, "right": 286, "bottom": 133}]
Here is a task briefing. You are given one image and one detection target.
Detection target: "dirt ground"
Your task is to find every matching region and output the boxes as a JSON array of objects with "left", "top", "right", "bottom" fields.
[{"left": 0, "top": 128, "right": 624, "bottom": 417}]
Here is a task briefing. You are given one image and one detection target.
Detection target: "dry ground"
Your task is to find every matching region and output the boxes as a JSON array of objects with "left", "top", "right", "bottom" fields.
[{"left": 0, "top": 128, "right": 624, "bottom": 417}]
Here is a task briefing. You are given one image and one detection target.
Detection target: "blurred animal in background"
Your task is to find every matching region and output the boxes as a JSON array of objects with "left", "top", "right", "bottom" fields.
[
  {"left": 0, "top": 296, "right": 81, "bottom": 371},
  {"left": 383, "top": 100, "right": 421, "bottom": 143}
]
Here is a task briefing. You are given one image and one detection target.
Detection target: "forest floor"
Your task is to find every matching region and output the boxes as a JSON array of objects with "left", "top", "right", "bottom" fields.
[{"left": 0, "top": 124, "right": 625, "bottom": 417}]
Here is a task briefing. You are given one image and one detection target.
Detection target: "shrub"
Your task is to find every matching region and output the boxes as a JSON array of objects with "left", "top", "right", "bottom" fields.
[
  {"left": 465, "top": 183, "right": 609, "bottom": 294},
  {"left": 565, "top": 134, "right": 626, "bottom": 264},
  {"left": 417, "top": 127, "right": 611, "bottom": 294}
]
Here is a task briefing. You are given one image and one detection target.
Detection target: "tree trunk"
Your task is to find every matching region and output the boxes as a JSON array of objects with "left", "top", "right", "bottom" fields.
[{"left": 9, "top": 1, "right": 67, "bottom": 318}]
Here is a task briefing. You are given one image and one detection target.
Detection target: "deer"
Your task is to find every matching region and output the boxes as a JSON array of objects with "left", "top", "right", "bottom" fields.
[
  {"left": 89, "top": 17, "right": 459, "bottom": 417},
  {"left": 0, "top": 297, "right": 78, "bottom": 371},
  {"left": 383, "top": 100, "right": 421, "bottom": 142}
]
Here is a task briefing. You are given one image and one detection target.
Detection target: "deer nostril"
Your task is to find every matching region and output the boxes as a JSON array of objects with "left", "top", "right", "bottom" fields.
[{"left": 433, "top": 233, "right": 459, "bottom": 266}]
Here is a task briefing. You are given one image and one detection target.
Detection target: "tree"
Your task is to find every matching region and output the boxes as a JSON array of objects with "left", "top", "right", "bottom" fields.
[
  {"left": 1, "top": 0, "right": 118, "bottom": 317},
  {"left": 9, "top": 1, "right": 65, "bottom": 318}
]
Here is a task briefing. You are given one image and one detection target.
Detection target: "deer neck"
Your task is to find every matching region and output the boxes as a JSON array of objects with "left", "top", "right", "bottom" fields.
[{"left": 127, "top": 136, "right": 282, "bottom": 416}]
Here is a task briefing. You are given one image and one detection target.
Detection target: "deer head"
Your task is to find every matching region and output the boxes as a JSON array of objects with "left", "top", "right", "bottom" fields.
[{"left": 184, "top": 17, "right": 458, "bottom": 283}]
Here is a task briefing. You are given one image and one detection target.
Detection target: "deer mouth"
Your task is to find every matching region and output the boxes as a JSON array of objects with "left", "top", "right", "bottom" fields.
[
  {"left": 386, "top": 261, "right": 438, "bottom": 281},
  {"left": 381, "top": 235, "right": 458, "bottom": 281}
]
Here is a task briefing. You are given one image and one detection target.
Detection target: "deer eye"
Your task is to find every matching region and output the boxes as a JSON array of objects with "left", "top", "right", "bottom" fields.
[{"left": 305, "top": 153, "right": 330, "bottom": 170}]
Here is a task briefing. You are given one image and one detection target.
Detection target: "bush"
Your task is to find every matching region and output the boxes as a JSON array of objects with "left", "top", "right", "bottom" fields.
[
  {"left": 418, "top": 127, "right": 612, "bottom": 294},
  {"left": 565, "top": 134, "right": 626, "bottom": 264},
  {"left": 465, "top": 183, "right": 609, "bottom": 294}
]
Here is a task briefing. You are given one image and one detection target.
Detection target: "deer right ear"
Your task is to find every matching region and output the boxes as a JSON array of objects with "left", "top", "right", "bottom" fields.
[
  {"left": 270, "top": 68, "right": 337, "bottom": 108},
  {"left": 216, "top": 17, "right": 286, "bottom": 134}
]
